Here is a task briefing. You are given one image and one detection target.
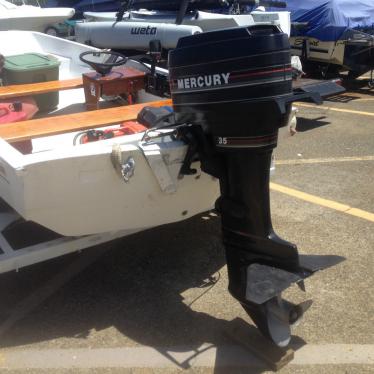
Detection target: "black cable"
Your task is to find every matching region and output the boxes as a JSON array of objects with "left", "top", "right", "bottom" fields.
[{"left": 73, "top": 131, "right": 89, "bottom": 145}]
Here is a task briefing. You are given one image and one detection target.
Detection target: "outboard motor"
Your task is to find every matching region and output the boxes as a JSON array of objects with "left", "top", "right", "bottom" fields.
[{"left": 168, "top": 25, "right": 343, "bottom": 346}]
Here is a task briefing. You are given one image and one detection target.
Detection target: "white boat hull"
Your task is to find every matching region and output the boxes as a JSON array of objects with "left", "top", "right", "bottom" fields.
[
  {"left": 0, "top": 30, "right": 99, "bottom": 79},
  {"left": 0, "top": 30, "right": 219, "bottom": 236},
  {"left": 78, "top": 9, "right": 291, "bottom": 50},
  {"left": 75, "top": 21, "right": 203, "bottom": 50},
  {"left": 0, "top": 1, "right": 74, "bottom": 33},
  {"left": 0, "top": 133, "right": 219, "bottom": 236},
  {"left": 290, "top": 36, "right": 345, "bottom": 66}
]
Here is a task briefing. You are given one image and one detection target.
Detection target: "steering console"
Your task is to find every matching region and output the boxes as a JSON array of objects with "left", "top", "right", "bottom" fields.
[{"left": 79, "top": 51, "right": 128, "bottom": 75}]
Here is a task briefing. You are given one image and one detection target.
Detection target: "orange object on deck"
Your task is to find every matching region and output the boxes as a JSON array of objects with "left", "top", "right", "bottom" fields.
[{"left": 121, "top": 121, "right": 148, "bottom": 134}]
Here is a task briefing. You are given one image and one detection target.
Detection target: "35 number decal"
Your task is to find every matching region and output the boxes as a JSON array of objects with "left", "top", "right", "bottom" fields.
[{"left": 217, "top": 137, "right": 228, "bottom": 145}]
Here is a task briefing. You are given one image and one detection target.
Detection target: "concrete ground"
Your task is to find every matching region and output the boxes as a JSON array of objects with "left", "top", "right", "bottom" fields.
[{"left": 0, "top": 77, "right": 373, "bottom": 373}]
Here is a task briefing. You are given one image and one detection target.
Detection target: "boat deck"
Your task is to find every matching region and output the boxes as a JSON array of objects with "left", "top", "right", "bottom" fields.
[{"left": 0, "top": 99, "right": 171, "bottom": 143}]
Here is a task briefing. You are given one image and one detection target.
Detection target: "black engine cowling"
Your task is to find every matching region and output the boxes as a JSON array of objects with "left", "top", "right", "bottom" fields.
[
  {"left": 166, "top": 25, "right": 343, "bottom": 348},
  {"left": 169, "top": 25, "right": 292, "bottom": 141}
]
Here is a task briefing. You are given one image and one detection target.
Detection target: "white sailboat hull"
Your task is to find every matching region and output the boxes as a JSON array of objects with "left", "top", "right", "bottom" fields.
[
  {"left": 83, "top": 9, "right": 291, "bottom": 35},
  {"left": 78, "top": 9, "right": 291, "bottom": 50},
  {"left": 75, "top": 21, "right": 203, "bottom": 50},
  {"left": 0, "top": 1, "right": 74, "bottom": 33}
]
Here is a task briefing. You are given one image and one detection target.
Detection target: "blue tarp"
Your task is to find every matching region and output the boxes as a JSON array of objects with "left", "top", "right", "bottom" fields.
[{"left": 270, "top": 0, "right": 374, "bottom": 41}]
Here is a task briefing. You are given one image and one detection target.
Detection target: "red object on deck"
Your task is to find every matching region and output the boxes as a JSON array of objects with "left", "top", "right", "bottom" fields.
[
  {"left": 121, "top": 121, "right": 148, "bottom": 134},
  {"left": 0, "top": 103, "right": 27, "bottom": 124},
  {"left": 0, "top": 98, "right": 39, "bottom": 154},
  {"left": 80, "top": 121, "right": 147, "bottom": 143}
]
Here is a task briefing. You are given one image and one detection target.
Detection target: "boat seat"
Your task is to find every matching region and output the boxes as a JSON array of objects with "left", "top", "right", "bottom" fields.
[
  {"left": 0, "top": 99, "right": 172, "bottom": 143},
  {"left": 0, "top": 78, "right": 84, "bottom": 100}
]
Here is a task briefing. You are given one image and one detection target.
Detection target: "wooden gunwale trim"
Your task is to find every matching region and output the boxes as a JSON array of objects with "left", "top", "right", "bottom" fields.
[
  {"left": 0, "top": 99, "right": 172, "bottom": 143},
  {"left": 0, "top": 78, "right": 84, "bottom": 99}
]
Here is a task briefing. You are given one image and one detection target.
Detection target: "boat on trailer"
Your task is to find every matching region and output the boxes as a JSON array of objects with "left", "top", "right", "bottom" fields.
[
  {"left": 0, "top": 28, "right": 304, "bottom": 274},
  {"left": 76, "top": 0, "right": 291, "bottom": 51},
  {"left": 0, "top": 30, "right": 219, "bottom": 273},
  {"left": 284, "top": 0, "right": 374, "bottom": 80},
  {"left": 0, "top": 24, "right": 345, "bottom": 353}
]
